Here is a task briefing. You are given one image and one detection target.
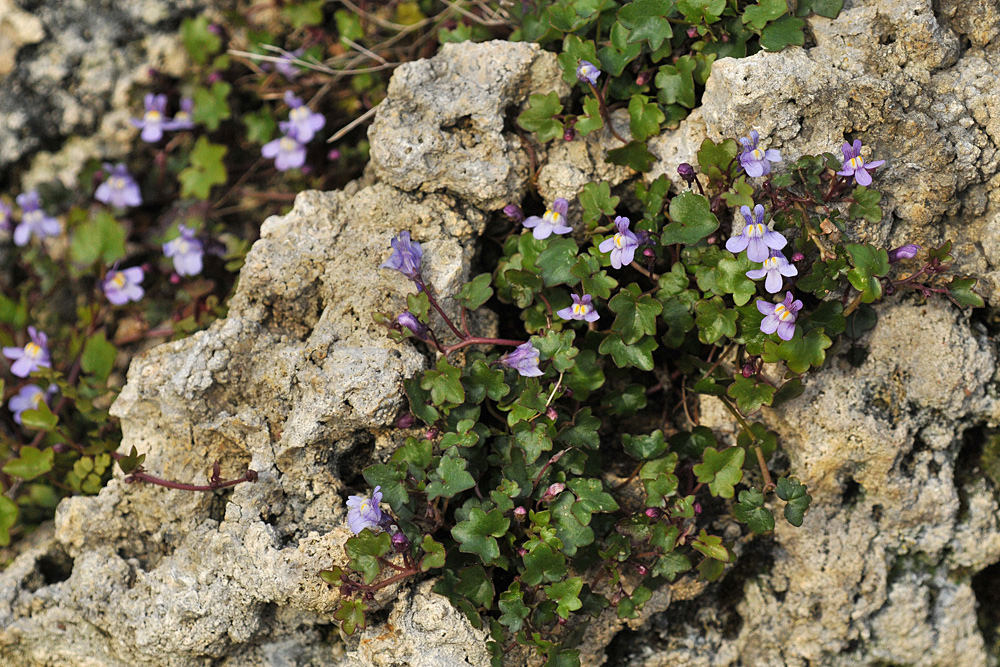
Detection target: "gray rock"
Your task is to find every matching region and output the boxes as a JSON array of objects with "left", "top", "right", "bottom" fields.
[{"left": 369, "top": 40, "right": 568, "bottom": 211}]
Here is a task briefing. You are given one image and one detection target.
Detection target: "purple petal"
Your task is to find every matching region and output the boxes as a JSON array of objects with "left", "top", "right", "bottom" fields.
[
  {"left": 764, "top": 270, "right": 783, "bottom": 293},
  {"left": 598, "top": 237, "right": 616, "bottom": 253},
  {"left": 726, "top": 235, "right": 749, "bottom": 254},
  {"left": 777, "top": 321, "right": 796, "bottom": 341},
  {"left": 556, "top": 306, "right": 575, "bottom": 320},
  {"left": 764, "top": 230, "right": 787, "bottom": 251},
  {"left": 841, "top": 142, "right": 854, "bottom": 159},
  {"left": 760, "top": 314, "right": 780, "bottom": 335},
  {"left": 532, "top": 223, "right": 553, "bottom": 240},
  {"left": 779, "top": 263, "right": 798, "bottom": 277},
  {"left": 854, "top": 167, "right": 872, "bottom": 187},
  {"left": 764, "top": 149, "right": 782, "bottom": 162},
  {"left": 756, "top": 300, "right": 776, "bottom": 316},
  {"left": 747, "top": 236, "right": 769, "bottom": 262},
  {"left": 619, "top": 245, "right": 636, "bottom": 266},
  {"left": 746, "top": 268, "right": 767, "bottom": 280},
  {"left": 523, "top": 215, "right": 542, "bottom": 229},
  {"left": 866, "top": 160, "right": 885, "bottom": 169},
  {"left": 742, "top": 158, "right": 764, "bottom": 178},
  {"left": 552, "top": 199, "right": 569, "bottom": 216}
]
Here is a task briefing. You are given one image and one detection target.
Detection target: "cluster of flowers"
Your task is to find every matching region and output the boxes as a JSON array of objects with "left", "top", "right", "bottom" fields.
[
  {"left": 132, "top": 94, "right": 195, "bottom": 144},
  {"left": 261, "top": 91, "right": 326, "bottom": 171}
]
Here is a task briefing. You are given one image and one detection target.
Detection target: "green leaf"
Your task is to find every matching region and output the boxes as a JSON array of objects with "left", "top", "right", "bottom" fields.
[
  {"left": 572, "top": 256, "right": 618, "bottom": 298},
  {"left": 628, "top": 95, "right": 665, "bottom": 142},
  {"left": 796, "top": 0, "right": 843, "bottom": 17},
  {"left": 452, "top": 508, "right": 510, "bottom": 566},
  {"left": 557, "top": 407, "right": 602, "bottom": 449},
  {"left": 609, "top": 283, "right": 663, "bottom": 345},
  {"left": 607, "top": 140, "right": 657, "bottom": 173},
  {"left": 463, "top": 360, "right": 510, "bottom": 404},
  {"left": 576, "top": 97, "right": 604, "bottom": 137},
  {"left": 499, "top": 583, "right": 531, "bottom": 632},
  {"left": 426, "top": 450, "right": 476, "bottom": 500},
  {"left": 776, "top": 328, "right": 833, "bottom": 374},
  {"left": 776, "top": 476, "right": 812, "bottom": 526},
  {"left": 334, "top": 9, "right": 364, "bottom": 43},
  {"left": 721, "top": 177, "right": 755, "bottom": 210},
  {"left": 512, "top": 420, "right": 553, "bottom": 465},
  {"left": 518, "top": 92, "right": 564, "bottom": 143},
  {"left": 598, "top": 20, "right": 642, "bottom": 76},
  {"left": 531, "top": 329, "right": 579, "bottom": 373},
  {"left": 191, "top": 81, "right": 231, "bottom": 131},
  {"left": 695, "top": 297, "right": 738, "bottom": 344},
  {"left": 696, "top": 137, "right": 740, "bottom": 183},
  {"left": 579, "top": 181, "right": 620, "bottom": 229},
  {"left": 2, "top": 446, "right": 54, "bottom": 480},
  {"left": 568, "top": 478, "right": 619, "bottom": 523},
  {"left": 727, "top": 375, "right": 775, "bottom": 414},
  {"left": 652, "top": 551, "right": 691, "bottom": 580},
  {"left": 598, "top": 333, "right": 658, "bottom": 371},
  {"left": 181, "top": 15, "right": 222, "bottom": 66},
  {"left": 345, "top": 530, "right": 392, "bottom": 584},
  {"left": 662, "top": 191, "right": 720, "bottom": 246},
  {"left": 617, "top": 0, "right": 675, "bottom": 51},
  {"left": 623, "top": 430, "right": 667, "bottom": 460},
  {"left": 713, "top": 255, "right": 757, "bottom": 306},
  {"left": 490, "top": 479, "right": 520, "bottom": 514},
  {"left": 70, "top": 210, "right": 126, "bottom": 266},
  {"left": 179, "top": 137, "right": 228, "bottom": 199},
  {"left": 522, "top": 541, "right": 567, "bottom": 586},
  {"left": 948, "top": 277, "right": 984, "bottom": 308},
  {"left": 845, "top": 243, "right": 890, "bottom": 302},
  {"left": 458, "top": 274, "right": 494, "bottom": 310},
  {"left": 678, "top": 0, "right": 725, "bottom": 23},
  {"left": 848, "top": 185, "right": 883, "bottom": 223},
  {"left": 335, "top": 599, "right": 369, "bottom": 636},
  {"left": 536, "top": 238, "right": 580, "bottom": 287},
  {"left": 557, "top": 35, "right": 599, "bottom": 85},
  {"left": 760, "top": 15, "right": 806, "bottom": 51},
  {"left": 655, "top": 55, "right": 698, "bottom": 109},
  {"left": 20, "top": 402, "right": 58, "bottom": 432},
  {"left": 404, "top": 377, "right": 439, "bottom": 426},
  {"left": 363, "top": 463, "right": 408, "bottom": 509},
  {"left": 693, "top": 446, "right": 745, "bottom": 498},
  {"left": 117, "top": 445, "right": 146, "bottom": 475},
  {"left": 420, "top": 535, "right": 447, "bottom": 571},
  {"left": 692, "top": 529, "right": 730, "bottom": 561},
  {"left": 733, "top": 488, "right": 775, "bottom": 533},
  {"left": 1, "top": 495, "right": 19, "bottom": 545},
  {"left": 81, "top": 331, "right": 117, "bottom": 382},
  {"left": 742, "top": 0, "right": 787, "bottom": 30},
  {"left": 602, "top": 383, "right": 647, "bottom": 417},
  {"left": 320, "top": 566, "right": 346, "bottom": 584},
  {"left": 406, "top": 291, "right": 431, "bottom": 322},
  {"left": 243, "top": 107, "right": 276, "bottom": 144},
  {"left": 284, "top": 0, "right": 324, "bottom": 28},
  {"left": 544, "top": 577, "right": 583, "bottom": 619},
  {"left": 420, "top": 358, "right": 465, "bottom": 406}
]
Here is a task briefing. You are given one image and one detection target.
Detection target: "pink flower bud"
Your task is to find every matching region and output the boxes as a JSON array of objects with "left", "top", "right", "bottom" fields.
[
  {"left": 687, "top": 26, "right": 698, "bottom": 38},
  {"left": 391, "top": 531, "right": 410, "bottom": 551},
  {"left": 327, "top": 149, "right": 341, "bottom": 161},
  {"left": 546, "top": 407, "right": 558, "bottom": 421},
  {"left": 643, "top": 248, "right": 655, "bottom": 258},
  {"left": 518, "top": 547, "right": 528, "bottom": 557},
  {"left": 543, "top": 482, "right": 566, "bottom": 500},
  {"left": 742, "top": 361, "right": 757, "bottom": 378},
  {"left": 425, "top": 428, "right": 438, "bottom": 440},
  {"left": 563, "top": 127, "right": 576, "bottom": 142},
  {"left": 207, "top": 72, "right": 222, "bottom": 84},
  {"left": 693, "top": 502, "right": 703, "bottom": 514},
  {"left": 396, "top": 413, "right": 416, "bottom": 429},
  {"left": 644, "top": 508, "right": 660, "bottom": 519},
  {"left": 791, "top": 252, "right": 805, "bottom": 262},
  {"left": 52, "top": 443, "right": 70, "bottom": 454},
  {"left": 514, "top": 506, "right": 527, "bottom": 520},
  {"left": 635, "top": 563, "right": 649, "bottom": 576}
]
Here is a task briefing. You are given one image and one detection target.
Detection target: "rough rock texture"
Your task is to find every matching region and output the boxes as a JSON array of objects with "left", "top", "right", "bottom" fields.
[
  {"left": 0, "top": 0, "right": 203, "bottom": 179},
  {"left": 369, "top": 40, "right": 568, "bottom": 211}
]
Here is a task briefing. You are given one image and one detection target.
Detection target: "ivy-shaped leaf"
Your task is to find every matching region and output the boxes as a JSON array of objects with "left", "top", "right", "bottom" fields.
[
  {"left": 517, "top": 92, "right": 564, "bottom": 143},
  {"left": 607, "top": 140, "right": 657, "bottom": 173},
  {"left": 948, "top": 277, "right": 984, "bottom": 308},
  {"left": 425, "top": 450, "right": 476, "bottom": 500},
  {"left": 179, "top": 137, "right": 227, "bottom": 200},
  {"left": 623, "top": 430, "right": 668, "bottom": 460},
  {"left": 609, "top": 283, "right": 663, "bottom": 345},
  {"left": 760, "top": 15, "right": 806, "bottom": 51},
  {"left": 742, "top": 0, "right": 787, "bottom": 30},
  {"left": 498, "top": 582, "right": 531, "bottom": 632},
  {"left": 598, "top": 333, "right": 658, "bottom": 371},
  {"left": 452, "top": 508, "right": 510, "bottom": 566},
  {"left": 693, "top": 446, "right": 745, "bottom": 498},
  {"left": 628, "top": 94, "right": 665, "bottom": 142},
  {"left": 81, "top": 331, "right": 117, "bottom": 382},
  {"left": 733, "top": 488, "right": 775, "bottom": 533},
  {"left": 655, "top": 55, "right": 698, "bottom": 109},
  {"left": 579, "top": 181, "right": 620, "bottom": 229},
  {"left": 458, "top": 274, "right": 494, "bottom": 310},
  {"left": 617, "top": 0, "right": 675, "bottom": 50},
  {"left": 776, "top": 328, "right": 833, "bottom": 374},
  {"left": 568, "top": 478, "right": 619, "bottom": 524},
  {"left": 544, "top": 577, "right": 584, "bottom": 619},
  {"left": 531, "top": 329, "right": 579, "bottom": 372},
  {"left": 420, "top": 535, "right": 446, "bottom": 571},
  {"left": 345, "top": 530, "right": 392, "bottom": 584},
  {"left": 536, "top": 238, "right": 580, "bottom": 287},
  {"left": 776, "top": 476, "right": 812, "bottom": 526},
  {"left": 691, "top": 529, "right": 730, "bottom": 561},
  {"left": 848, "top": 185, "right": 883, "bottom": 223},
  {"left": 2, "top": 445, "right": 53, "bottom": 480},
  {"left": 181, "top": 15, "right": 222, "bottom": 65},
  {"left": 662, "top": 191, "right": 720, "bottom": 246},
  {"left": 726, "top": 375, "right": 776, "bottom": 414},
  {"left": 576, "top": 96, "right": 604, "bottom": 137},
  {"left": 845, "top": 243, "right": 889, "bottom": 302},
  {"left": 695, "top": 297, "right": 738, "bottom": 344},
  {"left": 463, "top": 359, "right": 510, "bottom": 404},
  {"left": 192, "top": 81, "right": 231, "bottom": 131},
  {"left": 420, "top": 357, "right": 465, "bottom": 406},
  {"left": 334, "top": 599, "right": 369, "bottom": 636}
]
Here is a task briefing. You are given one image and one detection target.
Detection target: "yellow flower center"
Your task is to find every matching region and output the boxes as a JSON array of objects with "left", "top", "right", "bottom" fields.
[
  {"left": 110, "top": 271, "right": 127, "bottom": 288},
  {"left": 572, "top": 303, "right": 588, "bottom": 316},
  {"left": 775, "top": 304, "right": 794, "bottom": 321},
  {"left": 290, "top": 106, "right": 310, "bottom": 122},
  {"left": 174, "top": 111, "right": 190, "bottom": 123},
  {"left": 111, "top": 177, "right": 126, "bottom": 190},
  {"left": 752, "top": 148, "right": 765, "bottom": 160},
  {"left": 764, "top": 256, "right": 780, "bottom": 270},
  {"left": 543, "top": 209, "right": 563, "bottom": 226},
  {"left": 145, "top": 110, "right": 162, "bottom": 123},
  {"left": 614, "top": 234, "right": 625, "bottom": 248},
  {"left": 24, "top": 342, "right": 41, "bottom": 359},
  {"left": 30, "top": 392, "right": 44, "bottom": 409},
  {"left": 174, "top": 238, "right": 190, "bottom": 254},
  {"left": 849, "top": 156, "right": 865, "bottom": 169},
  {"left": 280, "top": 136, "right": 297, "bottom": 151},
  {"left": 748, "top": 223, "right": 765, "bottom": 238},
  {"left": 24, "top": 210, "right": 42, "bottom": 225}
]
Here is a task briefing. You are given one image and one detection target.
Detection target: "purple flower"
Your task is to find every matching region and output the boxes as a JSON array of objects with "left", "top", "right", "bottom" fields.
[
  {"left": 272, "top": 48, "right": 305, "bottom": 80},
  {"left": 163, "top": 224, "right": 204, "bottom": 277},
  {"left": 556, "top": 294, "right": 600, "bottom": 322},
  {"left": 576, "top": 60, "right": 600, "bottom": 85},
  {"left": 0, "top": 201, "right": 11, "bottom": 232},
  {"left": 837, "top": 139, "right": 885, "bottom": 187},
  {"left": 598, "top": 216, "right": 639, "bottom": 269},
  {"left": 103, "top": 266, "right": 145, "bottom": 305},
  {"left": 501, "top": 342, "right": 544, "bottom": 377},
  {"left": 725, "top": 205, "right": 786, "bottom": 263},
  {"left": 396, "top": 311, "right": 428, "bottom": 340},
  {"left": 8, "top": 384, "right": 55, "bottom": 425},
  {"left": 346, "top": 485, "right": 383, "bottom": 534},
  {"left": 677, "top": 163, "right": 696, "bottom": 185},
  {"left": 380, "top": 231, "right": 423, "bottom": 281},
  {"left": 131, "top": 93, "right": 170, "bottom": 143},
  {"left": 261, "top": 134, "right": 307, "bottom": 171},
  {"left": 504, "top": 204, "right": 524, "bottom": 223},
  {"left": 282, "top": 91, "right": 326, "bottom": 143},
  {"left": 3, "top": 327, "right": 51, "bottom": 378},
  {"left": 888, "top": 244, "right": 920, "bottom": 263},
  {"left": 756, "top": 292, "right": 802, "bottom": 342},
  {"left": 523, "top": 198, "right": 572, "bottom": 240},
  {"left": 13, "top": 191, "right": 60, "bottom": 246},
  {"left": 95, "top": 164, "right": 142, "bottom": 208},
  {"left": 746, "top": 249, "right": 798, "bottom": 294},
  {"left": 738, "top": 130, "right": 782, "bottom": 178},
  {"left": 165, "top": 97, "right": 195, "bottom": 130}
]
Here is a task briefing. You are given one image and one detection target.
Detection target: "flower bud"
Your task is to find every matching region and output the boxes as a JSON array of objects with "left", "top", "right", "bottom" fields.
[
  {"left": 207, "top": 72, "right": 222, "bottom": 84},
  {"left": 635, "top": 563, "right": 649, "bottom": 576},
  {"left": 791, "top": 251, "right": 805, "bottom": 262},
  {"left": 542, "top": 482, "right": 566, "bottom": 501},
  {"left": 693, "top": 502, "right": 703, "bottom": 514},
  {"left": 706, "top": 235, "right": 717, "bottom": 245},
  {"left": 514, "top": 506, "right": 527, "bottom": 520},
  {"left": 888, "top": 244, "right": 920, "bottom": 263},
  {"left": 503, "top": 204, "right": 524, "bottom": 223},
  {"left": 643, "top": 248, "right": 655, "bottom": 258},
  {"left": 557, "top": 617, "right": 568, "bottom": 625},
  {"left": 52, "top": 443, "right": 70, "bottom": 454},
  {"left": 396, "top": 413, "right": 416, "bottom": 429},
  {"left": 518, "top": 547, "right": 528, "bottom": 557},
  {"left": 391, "top": 531, "right": 410, "bottom": 552},
  {"left": 563, "top": 126, "right": 576, "bottom": 142},
  {"left": 742, "top": 361, "right": 757, "bottom": 378},
  {"left": 327, "top": 149, "right": 341, "bottom": 161},
  {"left": 644, "top": 508, "right": 660, "bottom": 519},
  {"left": 677, "top": 163, "right": 696, "bottom": 184},
  {"left": 546, "top": 407, "right": 558, "bottom": 421},
  {"left": 396, "top": 311, "right": 428, "bottom": 340},
  {"left": 636, "top": 71, "right": 651, "bottom": 86},
  {"left": 687, "top": 26, "right": 699, "bottom": 38},
  {"left": 721, "top": 33, "right": 730, "bottom": 42},
  {"left": 425, "top": 428, "right": 438, "bottom": 440}
]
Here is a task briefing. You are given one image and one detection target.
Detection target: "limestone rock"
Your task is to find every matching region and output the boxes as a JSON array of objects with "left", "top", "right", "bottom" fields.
[
  {"left": 369, "top": 40, "right": 568, "bottom": 211},
  {"left": 0, "top": 0, "right": 44, "bottom": 78}
]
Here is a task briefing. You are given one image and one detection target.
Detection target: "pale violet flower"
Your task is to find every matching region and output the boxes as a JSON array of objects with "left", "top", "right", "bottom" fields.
[
  {"left": 103, "top": 267, "right": 145, "bottom": 305},
  {"left": 738, "top": 130, "right": 781, "bottom": 178},
  {"left": 725, "top": 204, "right": 786, "bottom": 263},
  {"left": 838, "top": 139, "right": 885, "bottom": 186},
  {"left": 347, "top": 485, "right": 383, "bottom": 534},
  {"left": 757, "top": 292, "right": 802, "bottom": 342},
  {"left": 2, "top": 327, "right": 51, "bottom": 378},
  {"left": 282, "top": 91, "right": 326, "bottom": 143},
  {"left": 166, "top": 97, "right": 195, "bottom": 130},
  {"left": 163, "top": 224, "right": 204, "bottom": 276},
  {"left": 380, "top": 231, "right": 423, "bottom": 282},
  {"left": 131, "top": 93, "right": 170, "bottom": 143},
  {"left": 523, "top": 198, "right": 572, "bottom": 240},
  {"left": 556, "top": 294, "right": 599, "bottom": 322},
  {"left": 746, "top": 249, "right": 797, "bottom": 294},
  {"left": 888, "top": 244, "right": 920, "bottom": 263},
  {"left": 262, "top": 134, "right": 306, "bottom": 171},
  {"left": 13, "top": 191, "right": 60, "bottom": 246},
  {"left": 95, "top": 164, "right": 142, "bottom": 208},
  {"left": 396, "top": 311, "right": 428, "bottom": 340},
  {"left": 501, "top": 342, "right": 544, "bottom": 377},
  {"left": 576, "top": 60, "right": 600, "bottom": 85},
  {"left": 598, "top": 216, "right": 639, "bottom": 269},
  {"left": 8, "top": 384, "right": 55, "bottom": 425}
]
